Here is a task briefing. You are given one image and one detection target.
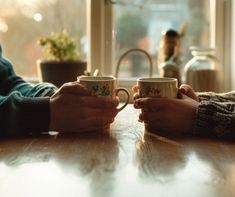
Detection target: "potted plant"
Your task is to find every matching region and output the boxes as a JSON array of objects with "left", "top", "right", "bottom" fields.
[{"left": 37, "top": 30, "right": 87, "bottom": 87}]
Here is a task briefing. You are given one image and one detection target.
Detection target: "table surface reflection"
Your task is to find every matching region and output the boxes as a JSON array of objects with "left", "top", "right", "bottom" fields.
[{"left": 0, "top": 104, "right": 235, "bottom": 197}]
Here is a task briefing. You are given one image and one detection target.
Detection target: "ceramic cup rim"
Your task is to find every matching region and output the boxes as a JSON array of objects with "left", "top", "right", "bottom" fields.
[
  {"left": 138, "top": 77, "right": 177, "bottom": 83},
  {"left": 78, "top": 76, "right": 116, "bottom": 82}
]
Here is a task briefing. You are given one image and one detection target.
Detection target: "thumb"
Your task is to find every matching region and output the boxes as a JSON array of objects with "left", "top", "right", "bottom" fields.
[
  {"left": 179, "top": 84, "right": 198, "bottom": 101},
  {"left": 59, "top": 81, "right": 91, "bottom": 96}
]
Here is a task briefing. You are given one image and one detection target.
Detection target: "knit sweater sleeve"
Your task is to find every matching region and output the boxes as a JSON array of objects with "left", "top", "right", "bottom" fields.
[
  {"left": 0, "top": 92, "right": 51, "bottom": 137},
  {"left": 193, "top": 92, "right": 235, "bottom": 140},
  {"left": 0, "top": 45, "right": 58, "bottom": 137},
  {"left": 197, "top": 91, "right": 235, "bottom": 102}
]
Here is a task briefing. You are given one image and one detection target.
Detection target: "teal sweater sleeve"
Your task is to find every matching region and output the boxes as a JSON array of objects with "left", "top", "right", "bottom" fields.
[{"left": 0, "top": 45, "right": 58, "bottom": 137}]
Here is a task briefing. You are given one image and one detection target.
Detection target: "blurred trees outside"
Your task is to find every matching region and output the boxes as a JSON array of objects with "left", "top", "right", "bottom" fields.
[
  {"left": 114, "top": 0, "right": 210, "bottom": 77},
  {"left": 116, "top": 13, "right": 148, "bottom": 77},
  {"left": 0, "top": 0, "right": 210, "bottom": 78},
  {"left": 0, "top": 0, "right": 86, "bottom": 77}
]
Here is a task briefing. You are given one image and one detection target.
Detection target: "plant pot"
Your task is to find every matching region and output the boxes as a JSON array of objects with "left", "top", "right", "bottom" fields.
[{"left": 37, "top": 60, "right": 87, "bottom": 87}]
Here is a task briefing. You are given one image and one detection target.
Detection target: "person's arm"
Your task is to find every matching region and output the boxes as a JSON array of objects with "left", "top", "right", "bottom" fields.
[
  {"left": 0, "top": 92, "right": 51, "bottom": 137},
  {"left": 193, "top": 100, "right": 235, "bottom": 139},
  {"left": 179, "top": 84, "right": 235, "bottom": 139},
  {"left": 197, "top": 91, "right": 235, "bottom": 102},
  {"left": 0, "top": 45, "right": 57, "bottom": 137},
  {"left": 179, "top": 84, "right": 235, "bottom": 102},
  {"left": 0, "top": 45, "right": 57, "bottom": 97},
  {"left": 134, "top": 93, "right": 235, "bottom": 140},
  {"left": 0, "top": 45, "right": 120, "bottom": 137}
]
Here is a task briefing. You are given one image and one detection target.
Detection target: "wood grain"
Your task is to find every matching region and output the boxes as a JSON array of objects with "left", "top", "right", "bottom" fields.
[{"left": 0, "top": 105, "right": 235, "bottom": 197}]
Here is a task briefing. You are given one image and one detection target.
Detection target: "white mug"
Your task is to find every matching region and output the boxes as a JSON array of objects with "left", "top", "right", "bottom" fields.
[
  {"left": 78, "top": 76, "right": 130, "bottom": 112},
  {"left": 137, "top": 77, "right": 178, "bottom": 134},
  {"left": 137, "top": 77, "right": 178, "bottom": 98}
]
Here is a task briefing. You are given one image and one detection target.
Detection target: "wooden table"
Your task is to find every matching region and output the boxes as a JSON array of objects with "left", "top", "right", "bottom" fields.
[{"left": 0, "top": 104, "right": 235, "bottom": 197}]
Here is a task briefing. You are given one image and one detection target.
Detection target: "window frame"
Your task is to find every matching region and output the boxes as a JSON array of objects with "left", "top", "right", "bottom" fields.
[
  {"left": 87, "top": 0, "right": 113, "bottom": 76},
  {"left": 210, "top": 0, "right": 232, "bottom": 92},
  {"left": 231, "top": 0, "right": 235, "bottom": 90},
  {"left": 87, "top": 0, "right": 233, "bottom": 92}
]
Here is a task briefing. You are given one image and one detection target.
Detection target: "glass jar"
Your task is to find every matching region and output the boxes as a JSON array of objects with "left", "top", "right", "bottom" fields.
[{"left": 184, "top": 47, "right": 222, "bottom": 92}]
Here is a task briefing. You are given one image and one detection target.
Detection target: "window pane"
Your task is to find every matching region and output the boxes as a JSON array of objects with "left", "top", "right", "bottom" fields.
[
  {"left": 0, "top": 0, "right": 87, "bottom": 78},
  {"left": 113, "top": 0, "right": 210, "bottom": 78}
]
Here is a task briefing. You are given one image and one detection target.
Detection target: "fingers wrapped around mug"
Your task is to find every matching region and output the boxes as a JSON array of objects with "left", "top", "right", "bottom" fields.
[
  {"left": 78, "top": 76, "right": 129, "bottom": 112},
  {"left": 59, "top": 81, "right": 91, "bottom": 96},
  {"left": 80, "top": 96, "right": 119, "bottom": 109},
  {"left": 134, "top": 97, "right": 166, "bottom": 110},
  {"left": 78, "top": 105, "right": 118, "bottom": 120},
  {"left": 179, "top": 84, "right": 198, "bottom": 101}
]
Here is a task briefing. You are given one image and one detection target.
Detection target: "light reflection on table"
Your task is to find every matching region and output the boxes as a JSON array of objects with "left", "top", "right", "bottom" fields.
[{"left": 0, "top": 104, "right": 235, "bottom": 197}]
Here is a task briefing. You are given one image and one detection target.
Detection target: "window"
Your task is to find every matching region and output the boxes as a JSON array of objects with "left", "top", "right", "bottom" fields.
[
  {"left": 0, "top": 0, "right": 87, "bottom": 79},
  {"left": 113, "top": 0, "right": 211, "bottom": 79},
  {"left": 88, "top": 0, "right": 231, "bottom": 92},
  {"left": 1, "top": 0, "right": 232, "bottom": 91}
]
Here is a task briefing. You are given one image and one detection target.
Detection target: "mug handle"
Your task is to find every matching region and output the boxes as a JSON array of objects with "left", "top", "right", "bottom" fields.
[{"left": 116, "top": 88, "right": 130, "bottom": 112}]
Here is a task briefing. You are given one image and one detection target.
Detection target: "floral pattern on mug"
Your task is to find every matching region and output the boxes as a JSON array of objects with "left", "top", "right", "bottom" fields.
[
  {"left": 101, "top": 85, "right": 110, "bottom": 96},
  {"left": 140, "top": 86, "right": 162, "bottom": 97},
  {"left": 91, "top": 84, "right": 111, "bottom": 97},
  {"left": 92, "top": 85, "right": 99, "bottom": 94}
]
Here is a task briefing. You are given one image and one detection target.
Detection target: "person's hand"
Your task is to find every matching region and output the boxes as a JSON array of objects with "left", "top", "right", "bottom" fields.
[
  {"left": 179, "top": 84, "right": 198, "bottom": 101},
  {"left": 133, "top": 84, "right": 199, "bottom": 101},
  {"left": 49, "top": 82, "right": 119, "bottom": 132},
  {"left": 134, "top": 94, "right": 199, "bottom": 135}
]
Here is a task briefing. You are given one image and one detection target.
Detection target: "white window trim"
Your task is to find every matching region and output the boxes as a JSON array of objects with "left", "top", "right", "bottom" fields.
[
  {"left": 231, "top": 0, "right": 235, "bottom": 90},
  {"left": 211, "top": 0, "right": 232, "bottom": 92},
  {"left": 88, "top": 0, "right": 232, "bottom": 92},
  {"left": 87, "top": 0, "right": 113, "bottom": 76}
]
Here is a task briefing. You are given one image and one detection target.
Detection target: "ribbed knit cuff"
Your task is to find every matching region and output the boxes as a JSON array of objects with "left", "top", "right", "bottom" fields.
[
  {"left": 197, "top": 92, "right": 215, "bottom": 102},
  {"left": 193, "top": 101, "right": 235, "bottom": 139}
]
